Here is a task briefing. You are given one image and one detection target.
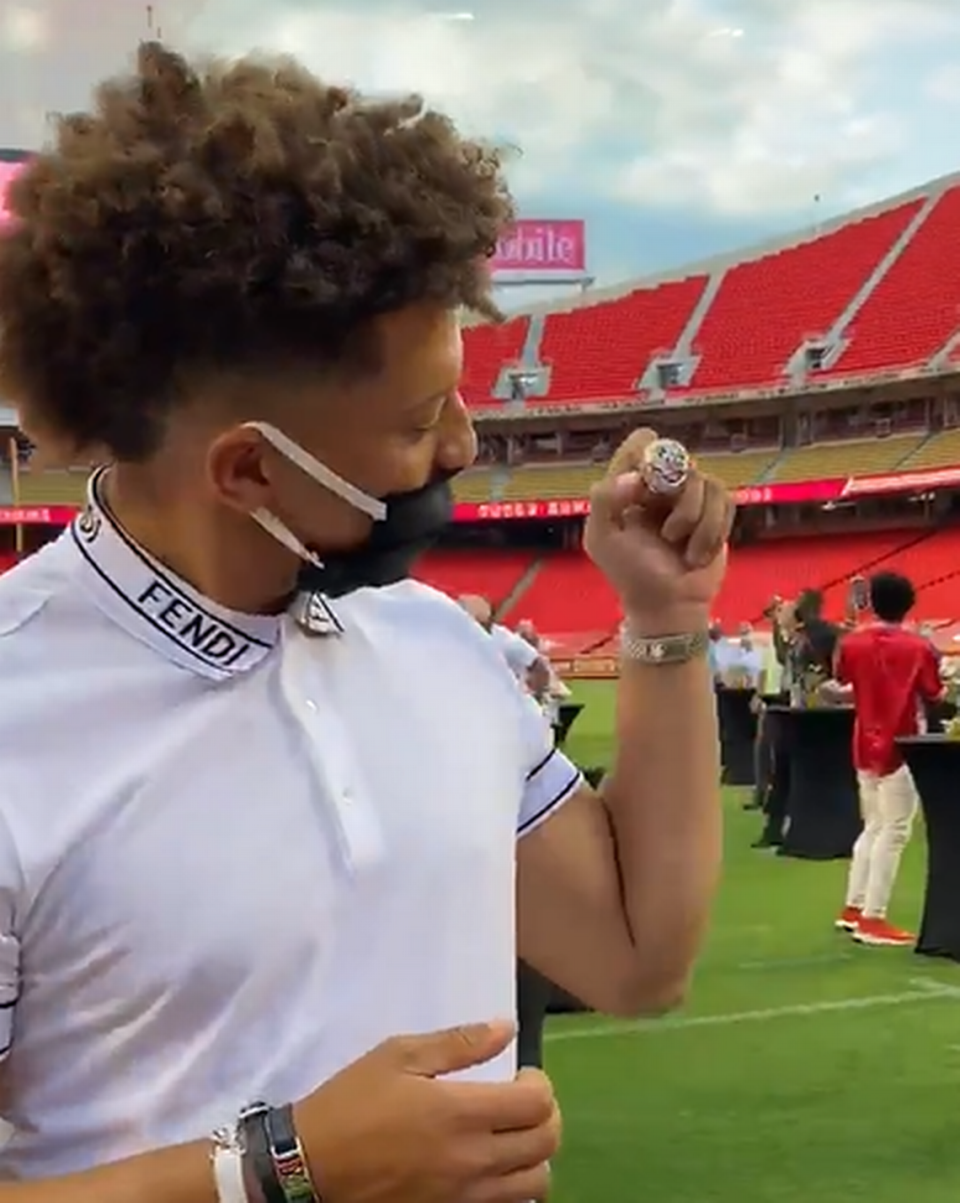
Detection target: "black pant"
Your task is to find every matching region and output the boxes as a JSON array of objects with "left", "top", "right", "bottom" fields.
[
  {"left": 753, "top": 709, "right": 775, "bottom": 809},
  {"left": 516, "top": 959, "right": 553, "bottom": 1069}
]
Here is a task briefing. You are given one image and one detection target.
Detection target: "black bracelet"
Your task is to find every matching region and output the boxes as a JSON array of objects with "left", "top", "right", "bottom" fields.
[
  {"left": 264, "top": 1104, "right": 320, "bottom": 1203},
  {"left": 240, "top": 1102, "right": 286, "bottom": 1203}
]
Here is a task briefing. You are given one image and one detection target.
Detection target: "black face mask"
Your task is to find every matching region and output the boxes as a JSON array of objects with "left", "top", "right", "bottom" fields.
[{"left": 296, "top": 473, "right": 455, "bottom": 599}]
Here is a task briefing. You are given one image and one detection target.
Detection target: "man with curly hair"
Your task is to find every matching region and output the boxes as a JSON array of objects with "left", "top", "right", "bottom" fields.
[{"left": 0, "top": 42, "right": 732, "bottom": 1203}]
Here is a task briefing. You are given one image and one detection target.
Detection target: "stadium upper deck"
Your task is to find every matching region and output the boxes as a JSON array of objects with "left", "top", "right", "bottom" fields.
[{"left": 462, "top": 171, "right": 960, "bottom": 409}]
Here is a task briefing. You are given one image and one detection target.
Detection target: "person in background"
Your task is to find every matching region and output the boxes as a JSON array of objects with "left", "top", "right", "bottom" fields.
[
  {"left": 724, "top": 622, "right": 765, "bottom": 691},
  {"left": 774, "top": 589, "right": 841, "bottom": 704},
  {"left": 458, "top": 594, "right": 551, "bottom": 698},
  {"left": 516, "top": 619, "right": 572, "bottom": 727},
  {"left": 708, "top": 620, "right": 731, "bottom": 682},
  {"left": 752, "top": 597, "right": 801, "bottom": 833},
  {"left": 792, "top": 589, "right": 841, "bottom": 679},
  {"left": 830, "top": 572, "right": 943, "bottom": 946}
]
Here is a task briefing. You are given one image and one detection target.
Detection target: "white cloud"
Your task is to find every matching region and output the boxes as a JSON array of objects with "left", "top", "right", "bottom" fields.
[
  {"left": 2, "top": 0, "right": 960, "bottom": 233},
  {"left": 181, "top": 0, "right": 960, "bottom": 217}
]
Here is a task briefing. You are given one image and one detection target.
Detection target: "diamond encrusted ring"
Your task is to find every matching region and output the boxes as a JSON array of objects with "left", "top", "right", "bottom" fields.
[{"left": 640, "top": 438, "right": 691, "bottom": 496}]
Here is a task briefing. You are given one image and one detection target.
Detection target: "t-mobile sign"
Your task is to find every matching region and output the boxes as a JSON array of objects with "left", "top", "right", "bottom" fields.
[{"left": 491, "top": 219, "right": 586, "bottom": 275}]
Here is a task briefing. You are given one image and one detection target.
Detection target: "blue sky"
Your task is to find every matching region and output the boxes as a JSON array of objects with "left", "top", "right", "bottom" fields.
[{"left": 1, "top": 0, "right": 960, "bottom": 304}]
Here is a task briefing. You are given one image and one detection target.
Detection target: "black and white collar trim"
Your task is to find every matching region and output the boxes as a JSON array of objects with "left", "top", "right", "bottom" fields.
[{"left": 70, "top": 468, "right": 282, "bottom": 680}]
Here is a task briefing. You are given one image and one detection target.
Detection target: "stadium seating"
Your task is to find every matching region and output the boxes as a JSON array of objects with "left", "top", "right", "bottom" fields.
[
  {"left": 499, "top": 463, "right": 601, "bottom": 501},
  {"left": 712, "top": 527, "right": 960, "bottom": 625},
  {"left": 768, "top": 434, "right": 923, "bottom": 483},
  {"left": 686, "top": 201, "right": 923, "bottom": 391},
  {"left": 826, "top": 188, "right": 960, "bottom": 375},
  {"left": 898, "top": 427, "right": 960, "bottom": 471},
  {"left": 537, "top": 277, "right": 707, "bottom": 402},
  {"left": 460, "top": 184, "right": 960, "bottom": 403},
  {"left": 420, "top": 527, "right": 960, "bottom": 639},
  {"left": 453, "top": 449, "right": 779, "bottom": 506},
  {"left": 507, "top": 552, "right": 621, "bottom": 633},
  {"left": 452, "top": 470, "right": 498, "bottom": 503},
  {"left": 696, "top": 449, "right": 778, "bottom": 488},
  {"left": 413, "top": 548, "right": 533, "bottom": 604},
  {"left": 460, "top": 318, "right": 528, "bottom": 407},
  {"left": 15, "top": 468, "right": 87, "bottom": 506}
]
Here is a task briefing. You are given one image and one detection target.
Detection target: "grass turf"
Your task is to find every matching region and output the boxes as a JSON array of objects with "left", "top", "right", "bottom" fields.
[{"left": 551, "top": 680, "right": 960, "bottom": 1203}]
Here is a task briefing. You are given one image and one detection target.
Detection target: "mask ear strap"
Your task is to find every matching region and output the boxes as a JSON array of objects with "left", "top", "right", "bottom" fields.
[
  {"left": 244, "top": 421, "right": 387, "bottom": 521},
  {"left": 251, "top": 508, "right": 324, "bottom": 567}
]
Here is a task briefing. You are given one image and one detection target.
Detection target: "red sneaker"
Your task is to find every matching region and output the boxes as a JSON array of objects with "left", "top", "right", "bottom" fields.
[
  {"left": 835, "top": 905, "right": 862, "bottom": 933},
  {"left": 853, "top": 916, "right": 915, "bottom": 947}
]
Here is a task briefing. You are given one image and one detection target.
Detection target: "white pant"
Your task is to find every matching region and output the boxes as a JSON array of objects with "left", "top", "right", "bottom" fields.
[{"left": 845, "top": 765, "right": 919, "bottom": 919}]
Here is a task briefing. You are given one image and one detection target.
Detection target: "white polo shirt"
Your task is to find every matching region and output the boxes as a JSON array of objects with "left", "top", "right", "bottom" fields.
[{"left": 0, "top": 476, "right": 582, "bottom": 1178}]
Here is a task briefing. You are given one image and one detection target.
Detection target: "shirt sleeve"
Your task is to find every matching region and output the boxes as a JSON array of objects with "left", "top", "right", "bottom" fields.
[
  {"left": 918, "top": 644, "right": 943, "bottom": 701},
  {"left": 0, "top": 815, "right": 22, "bottom": 1061},
  {"left": 515, "top": 690, "right": 583, "bottom": 838}
]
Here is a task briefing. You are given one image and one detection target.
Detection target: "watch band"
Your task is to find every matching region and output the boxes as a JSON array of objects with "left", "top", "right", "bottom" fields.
[
  {"left": 619, "top": 624, "right": 709, "bottom": 665},
  {"left": 264, "top": 1104, "right": 319, "bottom": 1203},
  {"left": 240, "top": 1102, "right": 287, "bottom": 1203}
]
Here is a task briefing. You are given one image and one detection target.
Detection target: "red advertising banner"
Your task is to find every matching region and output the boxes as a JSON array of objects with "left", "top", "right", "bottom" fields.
[
  {"left": 454, "top": 464, "right": 960, "bottom": 521},
  {"left": 732, "top": 478, "right": 845, "bottom": 506},
  {"left": 454, "top": 498, "right": 591, "bottom": 522},
  {"left": 0, "top": 505, "right": 78, "bottom": 526},
  {"left": 841, "top": 465, "right": 960, "bottom": 497},
  {"left": 490, "top": 220, "right": 586, "bottom": 275},
  {"left": 0, "top": 157, "right": 28, "bottom": 227}
]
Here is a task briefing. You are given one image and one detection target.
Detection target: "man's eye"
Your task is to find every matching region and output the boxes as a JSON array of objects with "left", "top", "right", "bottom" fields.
[{"left": 406, "top": 424, "right": 438, "bottom": 441}]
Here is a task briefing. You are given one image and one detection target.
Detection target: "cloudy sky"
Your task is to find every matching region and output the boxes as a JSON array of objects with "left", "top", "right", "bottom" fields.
[{"left": 1, "top": 0, "right": 959, "bottom": 303}]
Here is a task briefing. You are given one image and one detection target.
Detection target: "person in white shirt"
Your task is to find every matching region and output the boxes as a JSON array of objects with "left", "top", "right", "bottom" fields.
[
  {"left": 724, "top": 623, "right": 765, "bottom": 691},
  {"left": 0, "top": 41, "right": 731, "bottom": 1203},
  {"left": 708, "top": 621, "right": 732, "bottom": 681},
  {"left": 515, "top": 620, "right": 572, "bottom": 727},
  {"left": 458, "top": 595, "right": 551, "bottom": 699}
]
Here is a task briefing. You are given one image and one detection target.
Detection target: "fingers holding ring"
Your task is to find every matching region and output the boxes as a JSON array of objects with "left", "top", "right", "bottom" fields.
[
  {"left": 640, "top": 438, "right": 691, "bottom": 497},
  {"left": 684, "top": 476, "right": 736, "bottom": 569}
]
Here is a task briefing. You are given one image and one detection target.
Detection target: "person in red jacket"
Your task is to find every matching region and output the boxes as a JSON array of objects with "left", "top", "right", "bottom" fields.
[{"left": 833, "top": 572, "right": 943, "bottom": 946}]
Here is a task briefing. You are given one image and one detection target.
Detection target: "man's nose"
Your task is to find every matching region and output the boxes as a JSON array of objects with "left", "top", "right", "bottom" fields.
[{"left": 437, "top": 392, "right": 477, "bottom": 473}]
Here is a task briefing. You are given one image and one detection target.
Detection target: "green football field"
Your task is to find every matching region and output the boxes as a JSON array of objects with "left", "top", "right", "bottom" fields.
[{"left": 552, "top": 680, "right": 960, "bottom": 1203}]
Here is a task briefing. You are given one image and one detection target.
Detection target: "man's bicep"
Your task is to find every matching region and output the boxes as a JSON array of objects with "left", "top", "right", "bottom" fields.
[{"left": 516, "top": 783, "right": 633, "bottom": 1012}]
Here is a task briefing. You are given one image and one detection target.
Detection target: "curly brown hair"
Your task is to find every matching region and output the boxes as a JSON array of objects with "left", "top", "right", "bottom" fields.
[{"left": 0, "top": 42, "right": 514, "bottom": 461}]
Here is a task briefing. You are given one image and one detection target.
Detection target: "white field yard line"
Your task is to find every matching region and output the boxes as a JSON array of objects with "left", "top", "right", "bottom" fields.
[{"left": 545, "top": 977, "right": 960, "bottom": 1043}]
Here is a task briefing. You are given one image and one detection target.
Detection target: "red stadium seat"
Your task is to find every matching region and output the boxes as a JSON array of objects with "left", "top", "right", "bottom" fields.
[
  {"left": 684, "top": 201, "right": 923, "bottom": 391},
  {"left": 413, "top": 548, "right": 533, "bottom": 605},
  {"left": 538, "top": 277, "right": 707, "bottom": 402},
  {"left": 505, "top": 551, "right": 620, "bottom": 632},
  {"left": 825, "top": 189, "right": 960, "bottom": 375},
  {"left": 460, "top": 318, "right": 529, "bottom": 408}
]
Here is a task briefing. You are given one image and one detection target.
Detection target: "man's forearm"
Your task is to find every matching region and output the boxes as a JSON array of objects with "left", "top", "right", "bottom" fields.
[
  {"left": 601, "top": 639, "right": 722, "bottom": 1012},
  {"left": 0, "top": 1139, "right": 218, "bottom": 1203}
]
